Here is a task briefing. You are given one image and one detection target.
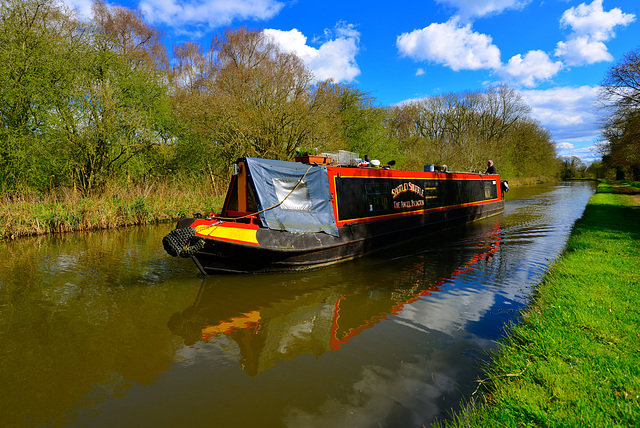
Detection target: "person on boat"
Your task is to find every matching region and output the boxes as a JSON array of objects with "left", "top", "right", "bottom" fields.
[{"left": 485, "top": 160, "right": 497, "bottom": 174}]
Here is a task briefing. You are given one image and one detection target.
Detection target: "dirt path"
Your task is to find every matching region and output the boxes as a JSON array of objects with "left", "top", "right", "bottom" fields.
[{"left": 611, "top": 182, "right": 640, "bottom": 205}]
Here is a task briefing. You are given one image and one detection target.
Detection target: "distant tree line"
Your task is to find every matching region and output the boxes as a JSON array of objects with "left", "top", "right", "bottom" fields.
[
  {"left": 386, "top": 85, "right": 557, "bottom": 178},
  {"left": 1, "top": 0, "right": 561, "bottom": 196},
  {"left": 599, "top": 47, "right": 640, "bottom": 181}
]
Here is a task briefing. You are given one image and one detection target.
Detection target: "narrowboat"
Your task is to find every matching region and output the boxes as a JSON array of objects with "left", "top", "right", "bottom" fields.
[{"left": 162, "top": 154, "right": 507, "bottom": 274}]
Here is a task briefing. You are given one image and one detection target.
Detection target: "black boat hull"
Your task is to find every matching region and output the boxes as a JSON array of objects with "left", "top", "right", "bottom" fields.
[{"left": 189, "top": 198, "right": 504, "bottom": 274}]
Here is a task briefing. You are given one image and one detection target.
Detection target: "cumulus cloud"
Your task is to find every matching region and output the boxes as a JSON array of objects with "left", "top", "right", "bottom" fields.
[
  {"left": 556, "top": 37, "right": 611, "bottom": 65},
  {"left": 263, "top": 23, "right": 361, "bottom": 83},
  {"left": 436, "top": 0, "right": 531, "bottom": 19},
  {"left": 138, "top": 0, "right": 286, "bottom": 29},
  {"left": 396, "top": 18, "right": 501, "bottom": 71},
  {"left": 499, "top": 50, "right": 563, "bottom": 87},
  {"left": 556, "top": 142, "right": 574, "bottom": 150},
  {"left": 555, "top": 0, "right": 635, "bottom": 66},
  {"left": 520, "top": 86, "right": 601, "bottom": 141}
]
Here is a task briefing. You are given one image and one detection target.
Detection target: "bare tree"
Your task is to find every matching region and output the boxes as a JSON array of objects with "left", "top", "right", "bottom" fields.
[
  {"left": 387, "top": 85, "right": 555, "bottom": 176},
  {"left": 171, "top": 27, "right": 341, "bottom": 175},
  {"left": 599, "top": 48, "right": 640, "bottom": 179},
  {"left": 91, "top": 0, "right": 168, "bottom": 70}
]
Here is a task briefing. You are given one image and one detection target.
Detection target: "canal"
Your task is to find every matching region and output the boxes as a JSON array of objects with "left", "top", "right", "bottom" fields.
[{"left": 0, "top": 181, "right": 597, "bottom": 427}]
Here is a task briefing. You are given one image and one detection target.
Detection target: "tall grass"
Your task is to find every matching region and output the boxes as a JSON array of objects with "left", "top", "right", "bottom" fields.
[
  {"left": 439, "top": 180, "right": 640, "bottom": 427},
  {"left": 0, "top": 176, "right": 226, "bottom": 239}
]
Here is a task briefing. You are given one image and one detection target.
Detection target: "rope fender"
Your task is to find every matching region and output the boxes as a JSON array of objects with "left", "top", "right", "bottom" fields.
[{"left": 163, "top": 227, "right": 206, "bottom": 258}]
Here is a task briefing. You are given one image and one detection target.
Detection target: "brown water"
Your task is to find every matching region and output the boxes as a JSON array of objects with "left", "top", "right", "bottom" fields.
[{"left": 0, "top": 181, "right": 597, "bottom": 427}]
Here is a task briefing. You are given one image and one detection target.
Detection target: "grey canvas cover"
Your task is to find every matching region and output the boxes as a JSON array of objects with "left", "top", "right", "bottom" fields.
[{"left": 243, "top": 158, "right": 339, "bottom": 237}]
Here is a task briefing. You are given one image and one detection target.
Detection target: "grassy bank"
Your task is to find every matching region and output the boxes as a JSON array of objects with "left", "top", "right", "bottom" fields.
[
  {"left": 441, "top": 180, "right": 640, "bottom": 427},
  {"left": 0, "top": 179, "right": 224, "bottom": 240}
]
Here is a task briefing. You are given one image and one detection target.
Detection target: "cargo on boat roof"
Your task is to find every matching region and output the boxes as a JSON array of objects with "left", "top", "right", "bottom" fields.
[{"left": 163, "top": 155, "right": 507, "bottom": 274}]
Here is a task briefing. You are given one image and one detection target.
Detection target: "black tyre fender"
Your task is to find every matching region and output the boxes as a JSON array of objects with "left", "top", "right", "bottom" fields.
[{"left": 163, "top": 226, "right": 206, "bottom": 258}]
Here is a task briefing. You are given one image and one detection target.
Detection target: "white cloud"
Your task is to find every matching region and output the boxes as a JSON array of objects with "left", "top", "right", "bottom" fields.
[
  {"left": 559, "top": 0, "right": 634, "bottom": 40},
  {"left": 520, "top": 86, "right": 601, "bottom": 141},
  {"left": 556, "top": 142, "right": 574, "bottom": 150},
  {"left": 499, "top": 50, "right": 563, "bottom": 87},
  {"left": 555, "top": 0, "right": 635, "bottom": 66},
  {"left": 396, "top": 18, "right": 501, "bottom": 71},
  {"left": 555, "top": 37, "right": 612, "bottom": 65},
  {"left": 263, "top": 28, "right": 317, "bottom": 58},
  {"left": 416, "top": 68, "right": 426, "bottom": 76},
  {"left": 264, "top": 23, "right": 361, "bottom": 83},
  {"left": 138, "top": 0, "right": 286, "bottom": 29},
  {"left": 436, "top": 0, "right": 531, "bottom": 19}
]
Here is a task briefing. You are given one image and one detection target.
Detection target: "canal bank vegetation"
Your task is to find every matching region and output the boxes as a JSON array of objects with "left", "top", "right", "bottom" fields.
[
  {"left": 0, "top": 178, "right": 225, "bottom": 239},
  {"left": 2, "top": 0, "right": 622, "bottom": 239},
  {"left": 440, "top": 180, "right": 640, "bottom": 427}
]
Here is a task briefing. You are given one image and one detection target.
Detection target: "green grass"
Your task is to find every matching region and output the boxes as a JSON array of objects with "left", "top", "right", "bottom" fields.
[{"left": 440, "top": 180, "right": 640, "bottom": 427}]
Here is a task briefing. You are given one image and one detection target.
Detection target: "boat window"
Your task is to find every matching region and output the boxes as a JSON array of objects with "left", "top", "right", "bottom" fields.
[
  {"left": 484, "top": 181, "right": 497, "bottom": 199},
  {"left": 365, "top": 183, "right": 390, "bottom": 212},
  {"left": 273, "top": 178, "right": 313, "bottom": 211}
]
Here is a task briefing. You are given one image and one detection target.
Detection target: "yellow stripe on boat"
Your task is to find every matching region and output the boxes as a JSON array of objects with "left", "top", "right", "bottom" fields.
[{"left": 196, "top": 223, "right": 259, "bottom": 245}]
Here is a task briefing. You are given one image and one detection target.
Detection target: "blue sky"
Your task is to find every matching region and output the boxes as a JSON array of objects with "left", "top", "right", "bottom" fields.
[{"left": 65, "top": 0, "right": 640, "bottom": 163}]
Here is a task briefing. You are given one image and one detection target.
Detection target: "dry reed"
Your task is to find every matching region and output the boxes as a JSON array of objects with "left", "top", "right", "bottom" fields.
[{"left": 0, "top": 177, "right": 225, "bottom": 239}]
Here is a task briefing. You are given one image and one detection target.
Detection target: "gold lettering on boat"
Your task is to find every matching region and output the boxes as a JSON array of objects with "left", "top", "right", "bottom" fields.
[{"left": 391, "top": 182, "right": 425, "bottom": 199}]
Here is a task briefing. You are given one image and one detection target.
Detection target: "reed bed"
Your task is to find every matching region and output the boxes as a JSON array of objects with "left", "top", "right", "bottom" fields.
[{"left": 0, "top": 178, "right": 225, "bottom": 239}]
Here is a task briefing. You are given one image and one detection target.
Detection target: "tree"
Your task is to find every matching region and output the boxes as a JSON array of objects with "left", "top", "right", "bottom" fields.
[
  {"left": 386, "top": 85, "right": 550, "bottom": 176},
  {"left": 586, "top": 161, "right": 610, "bottom": 179},
  {"left": 314, "top": 82, "right": 392, "bottom": 161},
  {"left": 599, "top": 47, "right": 640, "bottom": 180},
  {"left": 171, "top": 27, "right": 341, "bottom": 177},
  {"left": 507, "top": 118, "right": 557, "bottom": 178},
  {"left": 0, "top": 0, "right": 173, "bottom": 193},
  {"left": 560, "top": 156, "right": 587, "bottom": 180},
  {"left": 91, "top": 0, "right": 168, "bottom": 71},
  {"left": 0, "top": 0, "right": 82, "bottom": 191},
  {"left": 52, "top": 0, "right": 173, "bottom": 191}
]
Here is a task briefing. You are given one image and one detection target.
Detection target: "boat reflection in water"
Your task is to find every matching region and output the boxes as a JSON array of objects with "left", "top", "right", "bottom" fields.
[{"left": 168, "top": 225, "right": 502, "bottom": 378}]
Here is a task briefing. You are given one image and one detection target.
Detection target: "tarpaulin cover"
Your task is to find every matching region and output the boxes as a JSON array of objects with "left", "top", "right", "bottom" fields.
[{"left": 243, "top": 158, "right": 339, "bottom": 237}]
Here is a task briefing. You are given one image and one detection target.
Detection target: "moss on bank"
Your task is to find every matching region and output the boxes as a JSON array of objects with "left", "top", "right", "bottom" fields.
[{"left": 440, "top": 180, "right": 640, "bottom": 427}]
